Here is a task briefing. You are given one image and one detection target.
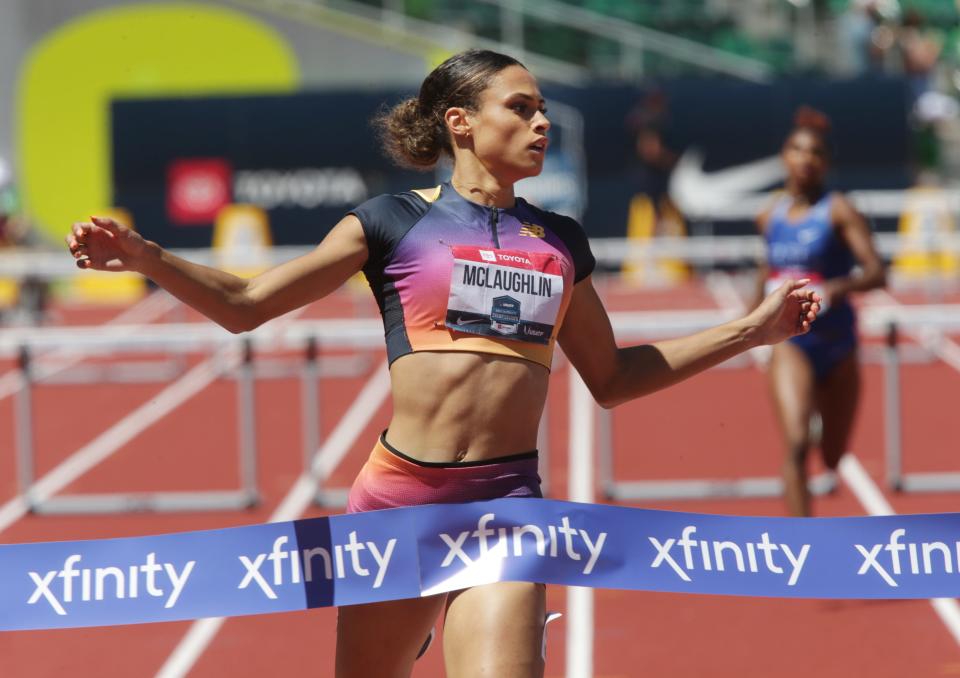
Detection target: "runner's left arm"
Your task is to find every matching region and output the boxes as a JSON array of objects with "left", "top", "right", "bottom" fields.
[
  {"left": 824, "top": 194, "right": 886, "bottom": 305},
  {"left": 558, "top": 276, "right": 819, "bottom": 408}
]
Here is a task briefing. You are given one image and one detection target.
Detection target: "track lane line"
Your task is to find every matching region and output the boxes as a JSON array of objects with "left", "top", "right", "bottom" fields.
[
  {"left": 718, "top": 273, "right": 960, "bottom": 647},
  {"left": 0, "top": 353, "right": 231, "bottom": 533},
  {"left": 0, "top": 291, "right": 178, "bottom": 402},
  {"left": 154, "top": 360, "right": 391, "bottom": 678},
  {"left": 0, "top": 306, "right": 305, "bottom": 535},
  {"left": 858, "top": 288, "right": 960, "bottom": 646}
]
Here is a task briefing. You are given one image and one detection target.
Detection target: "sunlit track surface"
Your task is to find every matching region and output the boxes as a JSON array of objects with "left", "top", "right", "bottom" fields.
[{"left": 2, "top": 278, "right": 960, "bottom": 678}]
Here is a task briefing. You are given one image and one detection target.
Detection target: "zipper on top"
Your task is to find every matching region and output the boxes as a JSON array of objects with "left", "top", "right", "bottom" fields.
[{"left": 489, "top": 208, "right": 501, "bottom": 249}]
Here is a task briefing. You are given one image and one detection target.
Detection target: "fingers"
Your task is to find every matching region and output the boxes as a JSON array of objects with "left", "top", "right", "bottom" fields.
[
  {"left": 66, "top": 222, "right": 90, "bottom": 264},
  {"left": 91, "top": 216, "right": 123, "bottom": 234},
  {"left": 778, "top": 278, "right": 810, "bottom": 295}
]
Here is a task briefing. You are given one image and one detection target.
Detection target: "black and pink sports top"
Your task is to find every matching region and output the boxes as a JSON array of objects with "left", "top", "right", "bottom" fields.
[{"left": 349, "top": 182, "right": 595, "bottom": 369}]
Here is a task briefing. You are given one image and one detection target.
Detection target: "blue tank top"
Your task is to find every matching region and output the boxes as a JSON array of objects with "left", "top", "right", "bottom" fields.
[
  {"left": 765, "top": 192, "right": 855, "bottom": 281},
  {"left": 765, "top": 191, "right": 856, "bottom": 341}
]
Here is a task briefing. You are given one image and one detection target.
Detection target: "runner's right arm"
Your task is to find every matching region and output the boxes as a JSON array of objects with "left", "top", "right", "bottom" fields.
[{"left": 67, "top": 215, "right": 368, "bottom": 333}]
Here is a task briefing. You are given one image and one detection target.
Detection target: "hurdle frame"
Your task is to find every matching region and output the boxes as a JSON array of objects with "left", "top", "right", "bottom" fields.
[
  {"left": 883, "top": 320, "right": 960, "bottom": 493},
  {"left": 14, "top": 338, "right": 261, "bottom": 514}
]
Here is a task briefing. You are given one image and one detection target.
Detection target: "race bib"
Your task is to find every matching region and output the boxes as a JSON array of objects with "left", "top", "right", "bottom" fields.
[
  {"left": 445, "top": 246, "right": 564, "bottom": 345},
  {"left": 766, "top": 269, "right": 829, "bottom": 313}
]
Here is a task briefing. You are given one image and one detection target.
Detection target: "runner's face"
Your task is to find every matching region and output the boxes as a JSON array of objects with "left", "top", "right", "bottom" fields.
[
  {"left": 467, "top": 65, "right": 551, "bottom": 183},
  {"left": 782, "top": 129, "right": 828, "bottom": 188}
]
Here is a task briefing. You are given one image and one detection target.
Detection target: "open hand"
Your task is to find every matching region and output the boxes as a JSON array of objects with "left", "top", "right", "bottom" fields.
[
  {"left": 749, "top": 278, "right": 820, "bottom": 345},
  {"left": 65, "top": 217, "right": 147, "bottom": 272}
]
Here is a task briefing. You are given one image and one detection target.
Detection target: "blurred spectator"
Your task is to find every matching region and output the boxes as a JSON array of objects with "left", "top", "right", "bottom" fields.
[
  {"left": 625, "top": 88, "right": 682, "bottom": 231},
  {"left": 837, "top": 0, "right": 900, "bottom": 75},
  {"left": 623, "top": 89, "right": 688, "bottom": 284},
  {"left": 897, "top": 9, "right": 947, "bottom": 173},
  {"left": 0, "top": 181, "right": 50, "bottom": 325},
  {"left": 898, "top": 8, "right": 943, "bottom": 104},
  {"left": 838, "top": 0, "right": 881, "bottom": 74}
]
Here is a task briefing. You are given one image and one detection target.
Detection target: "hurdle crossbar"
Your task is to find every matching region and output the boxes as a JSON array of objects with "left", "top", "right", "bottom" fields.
[
  {"left": 10, "top": 319, "right": 382, "bottom": 515},
  {"left": 881, "top": 319, "right": 960, "bottom": 493}
]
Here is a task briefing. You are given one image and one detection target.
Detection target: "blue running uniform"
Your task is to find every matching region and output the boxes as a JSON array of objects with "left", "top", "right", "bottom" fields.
[{"left": 764, "top": 192, "right": 857, "bottom": 381}]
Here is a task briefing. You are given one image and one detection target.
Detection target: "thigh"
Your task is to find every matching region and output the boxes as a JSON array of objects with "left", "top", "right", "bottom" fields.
[
  {"left": 768, "top": 342, "right": 816, "bottom": 446},
  {"left": 815, "top": 350, "right": 861, "bottom": 468},
  {"left": 336, "top": 594, "right": 446, "bottom": 678},
  {"left": 443, "top": 582, "right": 547, "bottom": 678}
]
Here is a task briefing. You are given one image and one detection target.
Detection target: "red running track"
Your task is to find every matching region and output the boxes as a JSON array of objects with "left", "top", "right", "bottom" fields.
[{"left": 1, "top": 280, "right": 959, "bottom": 677}]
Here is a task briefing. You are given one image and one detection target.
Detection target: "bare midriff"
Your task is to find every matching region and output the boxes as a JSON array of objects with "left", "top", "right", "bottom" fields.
[{"left": 385, "top": 350, "right": 549, "bottom": 463}]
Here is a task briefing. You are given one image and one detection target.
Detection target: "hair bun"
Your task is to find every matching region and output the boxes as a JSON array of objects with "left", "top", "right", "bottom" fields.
[{"left": 794, "top": 106, "right": 831, "bottom": 134}]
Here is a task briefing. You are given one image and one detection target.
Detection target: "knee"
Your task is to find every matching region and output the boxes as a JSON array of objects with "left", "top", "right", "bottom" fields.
[{"left": 785, "top": 441, "right": 809, "bottom": 468}]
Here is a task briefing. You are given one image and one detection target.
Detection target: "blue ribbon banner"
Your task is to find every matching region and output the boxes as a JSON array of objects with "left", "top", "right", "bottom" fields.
[{"left": 4, "top": 498, "right": 960, "bottom": 631}]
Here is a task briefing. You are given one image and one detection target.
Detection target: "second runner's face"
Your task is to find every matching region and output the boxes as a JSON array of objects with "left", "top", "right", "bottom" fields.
[
  {"left": 467, "top": 65, "right": 551, "bottom": 183},
  {"left": 782, "top": 129, "right": 828, "bottom": 190}
]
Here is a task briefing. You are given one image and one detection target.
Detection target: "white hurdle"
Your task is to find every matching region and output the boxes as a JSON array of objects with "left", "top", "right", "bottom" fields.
[
  {"left": 5, "top": 318, "right": 382, "bottom": 514},
  {"left": 580, "top": 303, "right": 960, "bottom": 502}
]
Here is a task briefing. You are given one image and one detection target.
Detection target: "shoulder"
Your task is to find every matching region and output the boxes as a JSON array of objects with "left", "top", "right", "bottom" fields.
[
  {"left": 828, "top": 191, "right": 863, "bottom": 226},
  {"left": 349, "top": 188, "right": 437, "bottom": 265},
  {"left": 349, "top": 189, "right": 434, "bottom": 227},
  {"left": 518, "top": 199, "right": 596, "bottom": 282},
  {"left": 756, "top": 191, "right": 786, "bottom": 233},
  {"left": 520, "top": 199, "right": 587, "bottom": 239}
]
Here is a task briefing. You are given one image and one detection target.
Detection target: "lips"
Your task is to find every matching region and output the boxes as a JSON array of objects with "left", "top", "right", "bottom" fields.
[{"left": 528, "top": 138, "right": 548, "bottom": 153}]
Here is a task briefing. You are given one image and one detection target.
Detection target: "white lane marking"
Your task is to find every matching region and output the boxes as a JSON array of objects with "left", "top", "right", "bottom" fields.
[
  {"left": 0, "top": 306, "right": 305, "bottom": 532},
  {"left": 0, "top": 356, "right": 229, "bottom": 533},
  {"left": 0, "top": 291, "right": 178, "bottom": 401},
  {"left": 154, "top": 360, "right": 390, "bottom": 678},
  {"left": 857, "top": 289, "right": 960, "bottom": 646},
  {"left": 566, "top": 369, "right": 595, "bottom": 678}
]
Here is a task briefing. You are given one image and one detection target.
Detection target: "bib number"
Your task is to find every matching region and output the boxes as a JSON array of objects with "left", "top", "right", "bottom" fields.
[{"left": 445, "top": 246, "right": 564, "bottom": 345}]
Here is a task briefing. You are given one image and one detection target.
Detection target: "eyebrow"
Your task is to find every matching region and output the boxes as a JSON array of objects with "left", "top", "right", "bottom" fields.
[{"left": 509, "top": 92, "right": 546, "bottom": 106}]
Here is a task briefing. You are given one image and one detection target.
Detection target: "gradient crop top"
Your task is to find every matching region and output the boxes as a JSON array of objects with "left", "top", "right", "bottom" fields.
[{"left": 350, "top": 182, "right": 595, "bottom": 369}]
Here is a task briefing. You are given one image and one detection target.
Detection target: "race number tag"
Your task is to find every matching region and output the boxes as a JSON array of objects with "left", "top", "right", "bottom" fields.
[
  {"left": 446, "top": 246, "right": 564, "bottom": 345},
  {"left": 766, "top": 269, "right": 828, "bottom": 313}
]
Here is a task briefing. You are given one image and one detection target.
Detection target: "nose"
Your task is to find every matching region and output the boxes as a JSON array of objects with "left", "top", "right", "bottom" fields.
[{"left": 533, "top": 109, "right": 550, "bottom": 134}]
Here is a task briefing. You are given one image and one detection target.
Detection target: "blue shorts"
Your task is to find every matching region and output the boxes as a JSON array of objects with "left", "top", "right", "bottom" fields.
[{"left": 788, "top": 302, "right": 857, "bottom": 382}]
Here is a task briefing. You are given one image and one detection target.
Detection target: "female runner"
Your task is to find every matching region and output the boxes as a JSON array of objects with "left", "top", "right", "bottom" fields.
[
  {"left": 755, "top": 107, "right": 885, "bottom": 517},
  {"left": 69, "top": 50, "right": 819, "bottom": 678}
]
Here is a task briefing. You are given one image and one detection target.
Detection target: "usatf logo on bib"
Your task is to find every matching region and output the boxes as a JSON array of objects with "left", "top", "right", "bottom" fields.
[{"left": 445, "top": 245, "right": 564, "bottom": 345}]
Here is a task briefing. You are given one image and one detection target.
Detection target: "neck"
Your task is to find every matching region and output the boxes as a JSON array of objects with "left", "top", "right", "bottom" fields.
[
  {"left": 450, "top": 162, "right": 516, "bottom": 209},
  {"left": 786, "top": 181, "right": 824, "bottom": 205}
]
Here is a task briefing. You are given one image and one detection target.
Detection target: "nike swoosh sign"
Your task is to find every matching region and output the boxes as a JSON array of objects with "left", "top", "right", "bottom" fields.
[{"left": 669, "top": 150, "right": 785, "bottom": 218}]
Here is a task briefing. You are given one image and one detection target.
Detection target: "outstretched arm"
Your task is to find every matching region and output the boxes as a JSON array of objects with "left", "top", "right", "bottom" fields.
[
  {"left": 67, "top": 215, "right": 368, "bottom": 333},
  {"left": 558, "top": 276, "right": 819, "bottom": 409}
]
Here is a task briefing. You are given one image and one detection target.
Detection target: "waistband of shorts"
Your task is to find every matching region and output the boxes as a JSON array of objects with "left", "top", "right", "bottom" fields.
[{"left": 374, "top": 431, "right": 538, "bottom": 473}]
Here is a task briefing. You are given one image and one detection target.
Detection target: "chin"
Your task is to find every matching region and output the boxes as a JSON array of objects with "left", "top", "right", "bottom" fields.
[{"left": 518, "top": 162, "right": 545, "bottom": 180}]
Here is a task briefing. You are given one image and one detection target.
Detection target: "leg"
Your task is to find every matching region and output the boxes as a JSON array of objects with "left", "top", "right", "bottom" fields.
[
  {"left": 815, "top": 350, "right": 861, "bottom": 471},
  {"left": 768, "top": 342, "right": 816, "bottom": 516},
  {"left": 443, "top": 582, "right": 547, "bottom": 678},
  {"left": 336, "top": 594, "right": 447, "bottom": 678}
]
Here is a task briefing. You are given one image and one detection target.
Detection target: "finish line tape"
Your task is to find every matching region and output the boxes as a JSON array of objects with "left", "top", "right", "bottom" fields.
[{"left": 4, "top": 498, "right": 960, "bottom": 631}]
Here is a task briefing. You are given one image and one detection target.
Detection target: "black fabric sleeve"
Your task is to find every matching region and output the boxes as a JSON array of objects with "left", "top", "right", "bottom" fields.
[
  {"left": 560, "top": 214, "right": 596, "bottom": 283},
  {"left": 347, "top": 192, "right": 430, "bottom": 271},
  {"left": 542, "top": 210, "right": 596, "bottom": 283}
]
